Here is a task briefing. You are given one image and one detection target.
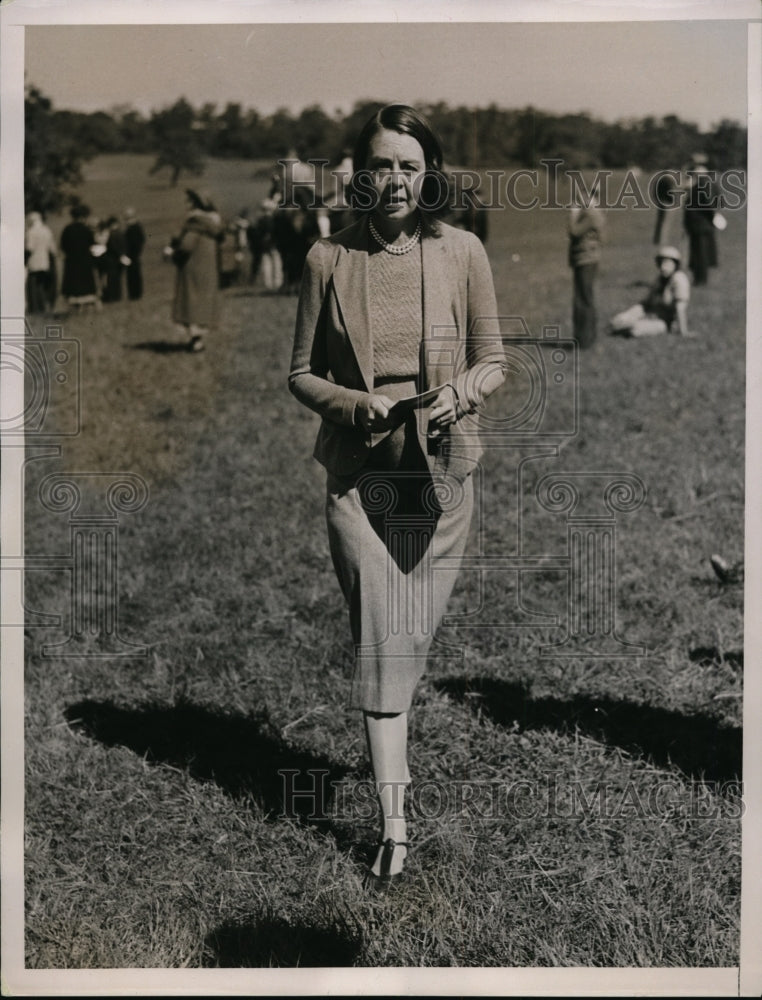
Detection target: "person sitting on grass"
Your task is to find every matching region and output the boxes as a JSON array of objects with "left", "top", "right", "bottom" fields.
[{"left": 608, "top": 245, "right": 695, "bottom": 338}]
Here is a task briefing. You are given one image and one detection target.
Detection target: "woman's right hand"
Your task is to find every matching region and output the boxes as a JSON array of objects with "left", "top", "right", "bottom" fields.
[{"left": 355, "top": 394, "right": 395, "bottom": 433}]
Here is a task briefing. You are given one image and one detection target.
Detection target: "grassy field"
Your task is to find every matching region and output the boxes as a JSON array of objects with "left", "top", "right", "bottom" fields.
[{"left": 22, "top": 154, "right": 744, "bottom": 969}]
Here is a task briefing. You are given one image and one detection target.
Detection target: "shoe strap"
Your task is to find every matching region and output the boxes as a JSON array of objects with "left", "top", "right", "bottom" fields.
[{"left": 378, "top": 837, "right": 409, "bottom": 878}]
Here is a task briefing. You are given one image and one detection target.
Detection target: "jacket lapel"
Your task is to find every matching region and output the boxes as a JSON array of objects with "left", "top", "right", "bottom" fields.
[
  {"left": 416, "top": 231, "right": 450, "bottom": 441},
  {"left": 421, "top": 232, "right": 437, "bottom": 375},
  {"left": 420, "top": 232, "right": 454, "bottom": 385},
  {"left": 331, "top": 223, "right": 374, "bottom": 392}
]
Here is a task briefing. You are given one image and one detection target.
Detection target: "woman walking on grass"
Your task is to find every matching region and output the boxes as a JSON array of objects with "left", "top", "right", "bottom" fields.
[
  {"left": 289, "top": 105, "right": 505, "bottom": 889},
  {"left": 165, "top": 189, "right": 223, "bottom": 352}
]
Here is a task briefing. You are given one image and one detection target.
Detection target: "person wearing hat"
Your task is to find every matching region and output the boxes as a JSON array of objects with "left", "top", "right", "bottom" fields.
[
  {"left": 608, "top": 246, "right": 693, "bottom": 338},
  {"left": 164, "top": 189, "right": 224, "bottom": 351}
]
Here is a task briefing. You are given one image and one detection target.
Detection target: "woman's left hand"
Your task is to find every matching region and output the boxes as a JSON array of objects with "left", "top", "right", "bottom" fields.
[{"left": 428, "top": 386, "right": 459, "bottom": 438}]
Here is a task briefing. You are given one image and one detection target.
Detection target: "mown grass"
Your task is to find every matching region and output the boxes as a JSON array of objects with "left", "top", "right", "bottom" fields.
[{"left": 22, "top": 155, "right": 743, "bottom": 968}]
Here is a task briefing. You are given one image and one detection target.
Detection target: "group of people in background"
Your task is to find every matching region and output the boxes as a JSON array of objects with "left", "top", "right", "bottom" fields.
[
  {"left": 25, "top": 203, "right": 146, "bottom": 314},
  {"left": 25, "top": 133, "right": 492, "bottom": 336},
  {"left": 224, "top": 151, "right": 488, "bottom": 297},
  {"left": 92, "top": 209, "right": 147, "bottom": 303},
  {"left": 567, "top": 152, "right": 723, "bottom": 347},
  {"left": 159, "top": 149, "right": 490, "bottom": 352},
  {"left": 28, "top": 147, "right": 720, "bottom": 359}
]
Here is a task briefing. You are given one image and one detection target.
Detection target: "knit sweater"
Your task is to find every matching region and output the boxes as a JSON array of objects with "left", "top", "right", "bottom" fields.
[{"left": 368, "top": 243, "right": 422, "bottom": 380}]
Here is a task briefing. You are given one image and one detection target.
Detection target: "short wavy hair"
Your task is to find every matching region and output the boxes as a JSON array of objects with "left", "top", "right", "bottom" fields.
[{"left": 347, "top": 104, "right": 450, "bottom": 218}]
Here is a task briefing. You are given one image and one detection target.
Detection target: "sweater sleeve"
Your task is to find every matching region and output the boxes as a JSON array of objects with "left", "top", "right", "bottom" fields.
[{"left": 288, "top": 240, "right": 368, "bottom": 427}]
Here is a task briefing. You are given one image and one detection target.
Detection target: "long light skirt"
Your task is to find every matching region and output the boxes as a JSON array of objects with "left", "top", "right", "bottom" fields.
[{"left": 326, "top": 467, "right": 474, "bottom": 713}]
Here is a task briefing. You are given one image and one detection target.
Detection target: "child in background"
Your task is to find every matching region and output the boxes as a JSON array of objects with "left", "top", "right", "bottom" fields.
[{"left": 608, "top": 246, "right": 694, "bottom": 338}]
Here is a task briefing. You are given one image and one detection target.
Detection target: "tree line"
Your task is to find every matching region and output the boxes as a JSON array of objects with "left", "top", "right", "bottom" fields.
[{"left": 25, "top": 86, "right": 747, "bottom": 213}]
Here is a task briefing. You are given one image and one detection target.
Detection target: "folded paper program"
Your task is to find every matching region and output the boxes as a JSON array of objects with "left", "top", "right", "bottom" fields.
[{"left": 387, "top": 384, "right": 447, "bottom": 416}]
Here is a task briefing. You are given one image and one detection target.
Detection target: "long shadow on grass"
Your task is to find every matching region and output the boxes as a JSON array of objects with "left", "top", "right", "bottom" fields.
[
  {"left": 435, "top": 678, "right": 741, "bottom": 783},
  {"left": 128, "top": 341, "right": 194, "bottom": 353},
  {"left": 203, "top": 912, "right": 363, "bottom": 967},
  {"left": 64, "top": 699, "right": 351, "bottom": 834}
]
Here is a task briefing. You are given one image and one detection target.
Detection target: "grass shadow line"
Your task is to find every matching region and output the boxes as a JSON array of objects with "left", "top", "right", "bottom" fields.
[
  {"left": 64, "top": 699, "right": 351, "bottom": 832},
  {"left": 434, "top": 677, "right": 741, "bottom": 783}
]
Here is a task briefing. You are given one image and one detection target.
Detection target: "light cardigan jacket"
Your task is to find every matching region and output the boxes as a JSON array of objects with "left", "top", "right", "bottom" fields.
[{"left": 289, "top": 216, "right": 506, "bottom": 481}]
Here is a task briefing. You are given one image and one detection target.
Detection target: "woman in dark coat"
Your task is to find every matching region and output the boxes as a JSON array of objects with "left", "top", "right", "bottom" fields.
[
  {"left": 123, "top": 207, "right": 146, "bottom": 301},
  {"left": 166, "top": 189, "right": 223, "bottom": 351},
  {"left": 60, "top": 204, "right": 97, "bottom": 304},
  {"left": 683, "top": 164, "right": 718, "bottom": 286},
  {"left": 274, "top": 206, "right": 320, "bottom": 294},
  {"left": 101, "top": 217, "right": 127, "bottom": 303}
]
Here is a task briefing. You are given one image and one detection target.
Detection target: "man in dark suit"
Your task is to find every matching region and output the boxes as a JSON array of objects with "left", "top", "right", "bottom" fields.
[
  {"left": 683, "top": 155, "right": 718, "bottom": 286},
  {"left": 123, "top": 207, "right": 147, "bottom": 301}
]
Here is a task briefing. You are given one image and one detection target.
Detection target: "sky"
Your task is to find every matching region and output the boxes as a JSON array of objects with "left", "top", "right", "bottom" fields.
[{"left": 23, "top": 18, "right": 750, "bottom": 131}]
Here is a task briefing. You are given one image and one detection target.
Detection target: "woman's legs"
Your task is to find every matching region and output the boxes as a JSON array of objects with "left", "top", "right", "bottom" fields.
[
  {"left": 364, "top": 710, "right": 410, "bottom": 876},
  {"left": 608, "top": 303, "right": 645, "bottom": 334},
  {"left": 261, "top": 251, "right": 273, "bottom": 290},
  {"left": 26, "top": 271, "right": 47, "bottom": 314},
  {"left": 608, "top": 304, "right": 668, "bottom": 337},
  {"left": 629, "top": 315, "right": 668, "bottom": 337}
]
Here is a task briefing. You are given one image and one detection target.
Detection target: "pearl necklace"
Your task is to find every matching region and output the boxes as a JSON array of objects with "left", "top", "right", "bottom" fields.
[{"left": 369, "top": 217, "right": 422, "bottom": 255}]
